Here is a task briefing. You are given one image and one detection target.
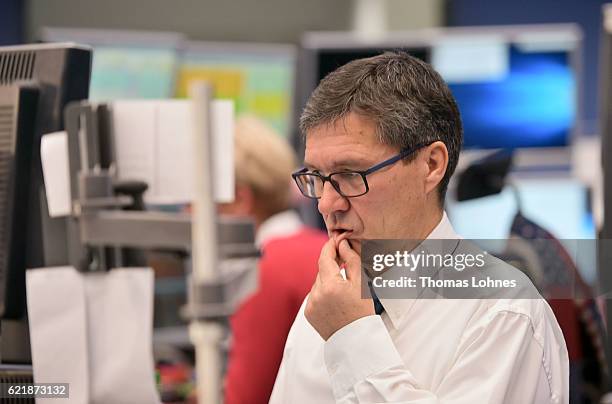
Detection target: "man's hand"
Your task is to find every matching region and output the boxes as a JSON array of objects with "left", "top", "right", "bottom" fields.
[{"left": 305, "top": 239, "right": 375, "bottom": 341}]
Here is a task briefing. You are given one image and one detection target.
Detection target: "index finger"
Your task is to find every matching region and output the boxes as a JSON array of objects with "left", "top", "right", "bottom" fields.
[
  {"left": 318, "top": 238, "right": 342, "bottom": 282},
  {"left": 338, "top": 239, "right": 361, "bottom": 282}
]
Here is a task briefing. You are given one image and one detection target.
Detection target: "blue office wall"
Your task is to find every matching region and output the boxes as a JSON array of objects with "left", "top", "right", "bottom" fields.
[
  {"left": 0, "top": 0, "right": 24, "bottom": 45},
  {"left": 446, "top": 0, "right": 609, "bottom": 135}
]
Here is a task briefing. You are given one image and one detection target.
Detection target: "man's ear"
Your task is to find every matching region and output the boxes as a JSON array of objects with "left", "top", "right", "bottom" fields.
[{"left": 423, "top": 141, "right": 449, "bottom": 196}]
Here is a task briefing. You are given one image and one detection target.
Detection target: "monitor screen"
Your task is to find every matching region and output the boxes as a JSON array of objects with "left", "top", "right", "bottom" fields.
[
  {"left": 304, "top": 27, "right": 579, "bottom": 150},
  {"left": 177, "top": 43, "right": 296, "bottom": 137},
  {"left": 41, "top": 28, "right": 182, "bottom": 100},
  {"left": 433, "top": 37, "right": 577, "bottom": 149},
  {"left": 88, "top": 46, "right": 177, "bottom": 100}
]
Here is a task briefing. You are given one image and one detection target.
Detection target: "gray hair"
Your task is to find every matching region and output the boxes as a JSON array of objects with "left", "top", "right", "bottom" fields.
[{"left": 299, "top": 51, "right": 463, "bottom": 204}]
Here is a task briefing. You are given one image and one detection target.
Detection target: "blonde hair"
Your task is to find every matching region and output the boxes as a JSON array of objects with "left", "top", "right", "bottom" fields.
[{"left": 234, "top": 115, "right": 297, "bottom": 216}]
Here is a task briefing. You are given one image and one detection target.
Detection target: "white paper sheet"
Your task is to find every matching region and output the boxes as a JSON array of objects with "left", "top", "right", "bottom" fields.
[
  {"left": 112, "top": 101, "right": 158, "bottom": 193},
  {"left": 156, "top": 100, "right": 194, "bottom": 203},
  {"left": 26, "top": 267, "right": 89, "bottom": 404},
  {"left": 40, "top": 132, "right": 72, "bottom": 217},
  {"left": 113, "top": 99, "right": 235, "bottom": 204},
  {"left": 85, "top": 268, "right": 160, "bottom": 404},
  {"left": 26, "top": 267, "right": 161, "bottom": 404}
]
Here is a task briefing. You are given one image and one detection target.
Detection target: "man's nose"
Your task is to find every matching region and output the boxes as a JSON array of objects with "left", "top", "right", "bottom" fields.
[{"left": 317, "top": 180, "right": 350, "bottom": 216}]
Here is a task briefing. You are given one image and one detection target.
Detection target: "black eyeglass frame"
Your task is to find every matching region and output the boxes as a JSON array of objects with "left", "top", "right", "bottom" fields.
[{"left": 292, "top": 142, "right": 434, "bottom": 199}]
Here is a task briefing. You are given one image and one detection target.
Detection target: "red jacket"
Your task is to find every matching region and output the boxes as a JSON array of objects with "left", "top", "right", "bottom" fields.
[{"left": 224, "top": 227, "right": 327, "bottom": 404}]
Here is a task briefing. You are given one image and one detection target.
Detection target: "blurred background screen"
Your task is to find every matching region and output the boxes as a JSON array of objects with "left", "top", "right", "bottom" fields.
[
  {"left": 41, "top": 27, "right": 183, "bottom": 100},
  {"left": 434, "top": 35, "right": 577, "bottom": 149},
  {"left": 176, "top": 42, "right": 296, "bottom": 137},
  {"left": 302, "top": 26, "right": 579, "bottom": 150},
  {"left": 88, "top": 46, "right": 178, "bottom": 100}
]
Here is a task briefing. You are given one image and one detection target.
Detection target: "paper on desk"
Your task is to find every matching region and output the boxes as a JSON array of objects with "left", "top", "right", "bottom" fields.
[
  {"left": 113, "top": 99, "right": 235, "bottom": 204},
  {"left": 40, "top": 132, "right": 71, "bottom": 217},
  {"left": 26, "top": 267, "right": 161, "bottom": 404}
]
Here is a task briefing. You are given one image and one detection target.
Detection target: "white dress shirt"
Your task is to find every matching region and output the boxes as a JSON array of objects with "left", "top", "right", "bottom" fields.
[{"left": 269, "top": 212, "right": 569, "bottom": 403}]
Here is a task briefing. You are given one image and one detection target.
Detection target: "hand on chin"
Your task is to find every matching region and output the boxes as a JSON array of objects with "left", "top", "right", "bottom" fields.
[{"left": 305, "top": 239, "right": 374, "bottom": 341}]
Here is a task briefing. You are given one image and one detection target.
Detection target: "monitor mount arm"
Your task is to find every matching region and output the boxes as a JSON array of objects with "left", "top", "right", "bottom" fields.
[{"left": 62, "top": 86, "right": 257, "bottom": 403}]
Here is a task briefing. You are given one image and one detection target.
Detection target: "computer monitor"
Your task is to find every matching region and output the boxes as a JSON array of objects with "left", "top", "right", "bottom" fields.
[
  {"left": 41, "top": 27, "right": 182, "bottom": 100},
  {"left": 298, "top": 25, "right": 581, "bottom": 150},
  {"left": 0, "top": 84, "right": 39, "bottom": 320},
  {"left": 435, "top": 30, "right": 579, "bottom": 149},
  {"left": 177, "top": 41, "right": 296, "bottom": 138},
  {"left": 0, "top": 43, "right": 92, "bottom": 363}
]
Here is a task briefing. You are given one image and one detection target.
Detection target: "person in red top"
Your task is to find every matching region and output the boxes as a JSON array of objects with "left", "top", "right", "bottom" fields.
[{"left": 220, "top": 116, "right": 327, "bottom": 404}]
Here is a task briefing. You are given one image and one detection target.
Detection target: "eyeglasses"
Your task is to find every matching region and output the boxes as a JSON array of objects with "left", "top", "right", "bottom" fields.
[{"left": 292, "top": 142, "right": 432, "bottom": 199}]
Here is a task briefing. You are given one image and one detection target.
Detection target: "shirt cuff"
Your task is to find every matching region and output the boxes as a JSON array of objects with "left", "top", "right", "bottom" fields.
[{"left": 323, "top": 315, "right": 404, "bottom": 399}]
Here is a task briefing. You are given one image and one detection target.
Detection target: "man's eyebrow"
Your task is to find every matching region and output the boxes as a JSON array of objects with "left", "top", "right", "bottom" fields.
[
  {"left": 303, "top": 161, "right": 318, "bottom": 171},
  {"left": 332, "top": 159, "right": 365, "bottom": 169}
]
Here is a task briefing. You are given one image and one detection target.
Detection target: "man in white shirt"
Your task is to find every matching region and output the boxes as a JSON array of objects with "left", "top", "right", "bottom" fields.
[{"left": 270, "top": 52, "right": 568, "bottom": 403}]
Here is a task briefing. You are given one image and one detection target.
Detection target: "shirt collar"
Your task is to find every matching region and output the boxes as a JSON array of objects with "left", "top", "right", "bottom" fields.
[
  {"left": 376, "top": 211, "right": 460, "bottom": 329},
  {"left": 256, "top": 210, "right": 303, "bottom": 247},
  {"left": 427, "top": 211, "right": 457, "bottom": 240}
]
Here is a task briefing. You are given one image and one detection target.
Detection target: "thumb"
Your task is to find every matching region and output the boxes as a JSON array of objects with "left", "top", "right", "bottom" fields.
[{"left": 338, "top": 239, "right": 361, "bottom": 280}]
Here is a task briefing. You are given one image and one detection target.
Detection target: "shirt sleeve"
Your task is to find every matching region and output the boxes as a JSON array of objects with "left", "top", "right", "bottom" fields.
[
  {"left": 323, "top": 311, "right": 565, "bottom": 404},
  {"left": 268, "top": 298, "right": 308, "bottom": 404}
]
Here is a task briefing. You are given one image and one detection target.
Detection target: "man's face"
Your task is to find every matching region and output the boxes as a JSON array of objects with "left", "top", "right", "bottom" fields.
[{"left": 304, "top": 113, "right": 431, "bottom": 254}]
